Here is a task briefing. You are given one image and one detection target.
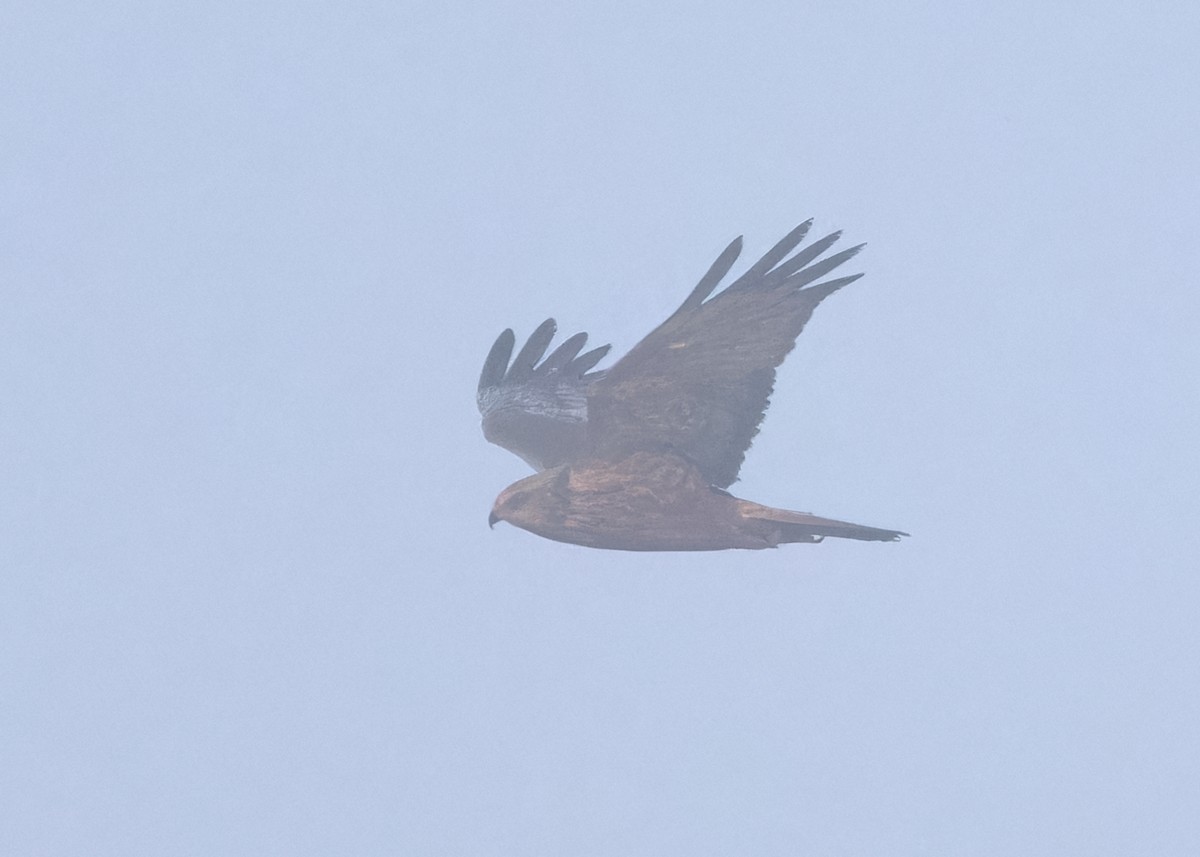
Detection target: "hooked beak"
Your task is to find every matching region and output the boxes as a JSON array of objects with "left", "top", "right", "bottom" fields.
[{"left": 488, "top": 511, "right": 500, "bottom": 529}]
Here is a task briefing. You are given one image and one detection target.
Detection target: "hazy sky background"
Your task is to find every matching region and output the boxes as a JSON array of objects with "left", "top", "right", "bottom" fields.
[{"left": 3, "top": 2, "right": 1198, "bottom": 854}]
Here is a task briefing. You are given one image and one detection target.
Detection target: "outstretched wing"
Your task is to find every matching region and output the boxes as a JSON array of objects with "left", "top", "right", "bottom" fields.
[
  {"left": 587, "top": 221, "right": 863, "bottom": 488},
  {"left": 477, "top": 318, "right": 610, "bottom": 470}
]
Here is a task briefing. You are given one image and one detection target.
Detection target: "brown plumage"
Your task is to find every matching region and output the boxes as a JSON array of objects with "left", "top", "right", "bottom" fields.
[{"left": 480, "top": 221, "right": 907, "bottom": 551}]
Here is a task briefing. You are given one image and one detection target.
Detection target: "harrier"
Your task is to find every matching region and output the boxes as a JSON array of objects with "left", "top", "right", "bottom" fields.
[{"left": 477, "top": 221, "right": 906, "bottom": 551}]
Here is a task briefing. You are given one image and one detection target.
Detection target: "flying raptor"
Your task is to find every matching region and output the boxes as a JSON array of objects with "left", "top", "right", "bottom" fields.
[{"left": 477, "top": 221, "right": 906, "bottom": 551}]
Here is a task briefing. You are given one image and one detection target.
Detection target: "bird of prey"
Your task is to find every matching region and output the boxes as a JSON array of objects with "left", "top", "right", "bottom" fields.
[{"left": 478, "top": 220, "right": 906, "bottom": 551}]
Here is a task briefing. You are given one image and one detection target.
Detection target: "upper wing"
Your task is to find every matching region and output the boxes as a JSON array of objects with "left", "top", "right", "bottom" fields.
[
  {"left": 477, "top": 318, "right": 610, "bottom": 470},
  {"left": 587, "top": 221, "right": 863, "bottom": 488}
]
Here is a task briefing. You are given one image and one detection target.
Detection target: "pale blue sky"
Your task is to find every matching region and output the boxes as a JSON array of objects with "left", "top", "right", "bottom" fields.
[{"left": 3, "top": 2, "right": 1198, "bottom": 854}]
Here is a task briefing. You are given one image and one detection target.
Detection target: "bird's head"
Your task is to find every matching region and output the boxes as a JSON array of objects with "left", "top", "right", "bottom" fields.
[{"left": 488, "top": 466, "right": 571, "bottom": 532}]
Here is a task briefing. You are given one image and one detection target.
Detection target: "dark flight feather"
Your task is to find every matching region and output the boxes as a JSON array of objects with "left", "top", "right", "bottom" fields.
[
  {"left": 477, "top": 319, "right": 610, "bottom": 470},
  {"left": 588, "top": 227, "right": 864, "bottom": 488}
]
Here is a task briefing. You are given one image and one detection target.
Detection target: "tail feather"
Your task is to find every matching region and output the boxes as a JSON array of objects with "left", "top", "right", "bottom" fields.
[{"left": 737, "top": 500, "right": 908, "bottom": 545}]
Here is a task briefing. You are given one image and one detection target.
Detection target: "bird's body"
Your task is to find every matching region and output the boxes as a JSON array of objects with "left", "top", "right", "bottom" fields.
[
  {"left": 477, "top": 220, "right": 906, "bottom": 551},
  {"left": 491, "top": 452, "right": 904, "bottom": 551}
]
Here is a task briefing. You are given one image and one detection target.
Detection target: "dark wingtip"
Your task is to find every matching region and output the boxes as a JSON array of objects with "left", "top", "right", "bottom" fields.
[
  {"left": 478, "top": 328, "right": 516, "bottom": 396},
  {"left": 675, "top": 235, "right": 744, "bottom": 317},
  {"left": 787, "top": 219, "right": 815, "bottom": 243},
  {"left": 508, "top": 318, "right": 558, "bottom": 379},
  {"left": 572, "top": 343, "right": 612, "bottom": 374},
  {"left": 786, "top": 244, "right": 865, "bottom": 290},
  {"left": 539, "top": 331, "right": 590, "bottom": 374},
  {"left": 792, "top": 272, "right": 865, "bottom": 305},
  {"left": 729, "top": 221, "right": 816, "bottom": 287}
]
